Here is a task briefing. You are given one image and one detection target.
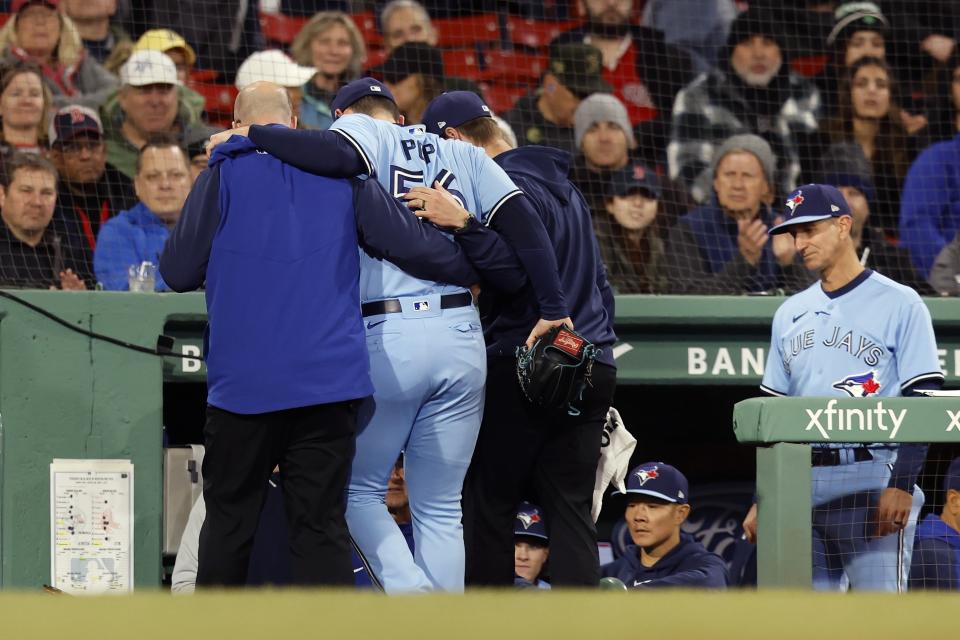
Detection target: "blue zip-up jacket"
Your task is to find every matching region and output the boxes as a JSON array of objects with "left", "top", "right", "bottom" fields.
[
  {"left": 899, "top": 134, "right": 960, "bottom": 278},
  {"left": 160, "top": 133, "right": 480, "bottom": 414},
  {"left": 600, "top": 533, "right": 729, "bottom": 589},
  {"left": 482, "top": 146, "right": 617, "bottom": 366},
  {"left": 909, "top": 513, "right": 960, "bottom": 591},
  {"left": 94, "top": 202, "right": 171, "bottom": 291}
]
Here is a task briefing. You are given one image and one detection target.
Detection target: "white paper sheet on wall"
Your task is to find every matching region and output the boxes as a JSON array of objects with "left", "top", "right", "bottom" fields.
[{"left": 49, "top": 459, "right": 134, "bottom": 594}]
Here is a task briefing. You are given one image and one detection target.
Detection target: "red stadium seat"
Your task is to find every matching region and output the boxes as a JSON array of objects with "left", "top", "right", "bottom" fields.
[
  {"left": 192, "top": 81, "right": 239, "bottom": 124},
  {"left": 442, "top": 49, "right": 484, "bottom": 81},
  {"left": 0, "top": 13, "right": 9, "bottom": 28},
  {"left": 434, "top": 14, "right": 500, "bottom": 47},
  {"left": 189, "top": 69, "right": 220, "bottom": 83},
  {"left": 791, "top": 54, "right": 829, "bottom": 78},
  {"left": 352, "top": 11, "right": 383, "bottom": 47},
  {"left": 365, "top": 48, "right": 388, "bottom": 70},
  {"left": 505, "top": 17, "right": 579, "bottom": 50},
  {"left": 259, "top": 12, "right": 308, "bottom": 45},
  {"left": 482, "top": 83, "right": 526, "bottom": 114},
  {"left": 483, "top": 50, "right": 547, "bottom": 83}
]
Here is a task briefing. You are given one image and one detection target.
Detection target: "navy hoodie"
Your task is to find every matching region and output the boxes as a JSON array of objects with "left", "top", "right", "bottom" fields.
[
  {"left": 485, "top": 146, "right": 617, "bottom": 366},
  {"left": 161, "top": 134, "right": 480, "bottom": 414},
  {"left": 600, "top": 533, "right": 729, "bottom": 589}
]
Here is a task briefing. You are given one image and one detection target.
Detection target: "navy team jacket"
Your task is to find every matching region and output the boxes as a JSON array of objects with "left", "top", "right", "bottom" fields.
[
  {"left": 601, "top": 533, "right": 729, "bottom": 589},
  {"left": 160, "top": 133, "right": 480, "bottom": 414}
]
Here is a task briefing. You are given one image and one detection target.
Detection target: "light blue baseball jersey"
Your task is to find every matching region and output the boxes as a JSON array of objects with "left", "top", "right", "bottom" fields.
[
  {"left": 761, "top": 269, "right": 943, "bottom": 399},
  {"left": 330, "top": 114, "right": 522, "bottom": 301}
]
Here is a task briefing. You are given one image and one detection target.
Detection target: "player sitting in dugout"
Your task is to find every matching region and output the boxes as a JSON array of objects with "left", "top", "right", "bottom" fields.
[
  {"left": 513, "top": 502, "right": 550, "bottom": 590},
  {"left": 601, "top": 462, "right": 728, "bottom": 589}
]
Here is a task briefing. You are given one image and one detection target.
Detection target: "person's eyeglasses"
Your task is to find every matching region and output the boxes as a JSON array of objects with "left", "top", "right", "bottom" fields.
[{"left": 59, "top": 140, "right": 104, "bottom": 155}]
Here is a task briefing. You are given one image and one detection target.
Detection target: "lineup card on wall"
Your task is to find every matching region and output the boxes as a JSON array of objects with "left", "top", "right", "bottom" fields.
[{"left": 49, "top": 459, "right": 134, "bottom": 594}]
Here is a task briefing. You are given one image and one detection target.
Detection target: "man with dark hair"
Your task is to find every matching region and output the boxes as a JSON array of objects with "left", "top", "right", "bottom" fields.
[
  {"left": 94, "top": 134, "right": 191, "bottom": 290},
  {"left": 0, "top": 152, "right": 89, "bottom": 289},
  {"left": 416, "top": 90, "right": 617, "bottom": 588}
]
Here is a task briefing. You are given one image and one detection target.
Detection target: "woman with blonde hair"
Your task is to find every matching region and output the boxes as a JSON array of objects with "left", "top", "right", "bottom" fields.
[
  {"left": 291, "top": 12, "right": 366, "bottom": 130},
  {"left": 0, "top": 0, "right": 116, "bottom": 109},
  {"left": 0, "top": 62, "right": 53, "bottom": 156}
]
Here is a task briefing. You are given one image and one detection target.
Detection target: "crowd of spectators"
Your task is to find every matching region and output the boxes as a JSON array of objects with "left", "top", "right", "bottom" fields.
[{"left": 0, "top": 0, "right": 960, "bottom": 296}]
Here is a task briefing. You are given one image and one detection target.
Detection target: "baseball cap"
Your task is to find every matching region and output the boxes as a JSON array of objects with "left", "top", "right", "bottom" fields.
[
  {"left": 768, "top": 184, "right": 852, "bottom": 235},
  {"left": 574, "top": 93, "right": 636, "bottom": 150},
  {"left": 944, "top": 457, "right": 960, "bottom": 495},
  {"left": 422, "top": 91, "right": 492, "bottom": 137},
  {"left": 827, "top": 2, "right": 889, "bottom": 47},
  {"left": 120, "top": 50, "right": 179, "bottom": 87},
  {"left": 235, "top": 50, "right": 316, "bottom": 90},
  {"left": 608, "top": 163, "right": 661, "bottom": 200},
  {"left": 330, "top": 77, "right": 397, "bottom": 115},
  {"left": 513, "top": 502, "right": 548, "bottom": 541},
  {"left": 614, "top": 462, "right": 689, "bottom": 504},
  {"left": 546, "top": 43, "right": 611, "bottom": 97},
  {"left": 134, "top": 28, "right": 197, "bottom": 66},
  {"left": 48, "top": 105, "right": 103, "bottom": 146},
  {"left": 11, "top": 0, "right": 58, "bottom": 13},
  {"left": 374, "top": 42, "right": 445, "bottom": 84}
]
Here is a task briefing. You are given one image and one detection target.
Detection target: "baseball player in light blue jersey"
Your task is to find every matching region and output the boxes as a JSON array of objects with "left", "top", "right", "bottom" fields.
[
  {"left": 750, "top": 184, "right": 944, "bottom": 591},
  {"left": 207, "top": 78, "right": 571, "bottom": 593}
]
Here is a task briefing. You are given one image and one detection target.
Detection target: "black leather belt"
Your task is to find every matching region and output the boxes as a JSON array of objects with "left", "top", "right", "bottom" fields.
[
  {"left": 361, "top": 292, "right": 473, "bottom": 318},
  {"left": 811, "top": 448, "right": 873, "bottom": 467}
]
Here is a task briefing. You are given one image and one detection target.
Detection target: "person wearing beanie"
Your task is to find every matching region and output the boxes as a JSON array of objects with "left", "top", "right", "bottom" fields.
[
  {"left": 667, "top": 8, "right": 821, "bottom": 205},
  {"left": 664, "top": 133, "right": 814, "bottom": 294},
  {"left": 569, "top": 93, "right": 637, "bottom": 212}
]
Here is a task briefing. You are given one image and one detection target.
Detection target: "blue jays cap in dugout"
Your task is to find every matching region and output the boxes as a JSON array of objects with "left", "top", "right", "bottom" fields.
[
  {"left": 514, "top": 501, "right": 548, "bottom": 541},
  {"left": 614, "top": 462, "right": 689, "bottom": 504},
  {"left": 423, "top": 91, "right": 492, "bottom": 137},
  {"left": 945, "top": 457, "right": 960, "bottom": 495},
  {"left": 768, "top": 183, "right": 852, "bottom": 236},
  {"left": 330, "top": 77, "right": 396, "bottom": 116}
]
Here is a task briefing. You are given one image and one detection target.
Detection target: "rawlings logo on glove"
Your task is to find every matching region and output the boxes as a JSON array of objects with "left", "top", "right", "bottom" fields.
[{"left": 516, "top": 325, "right": 597, "bottom": 412}]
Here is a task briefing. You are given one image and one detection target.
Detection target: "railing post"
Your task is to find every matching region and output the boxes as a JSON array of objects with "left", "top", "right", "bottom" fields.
[{"left": 757, "top": 442, "right": 812, "bottom": 588}]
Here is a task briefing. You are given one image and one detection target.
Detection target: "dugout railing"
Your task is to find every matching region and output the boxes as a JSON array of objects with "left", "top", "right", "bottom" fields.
[{"left": 734, "top": 396, "right": 960, "bottom": 588}]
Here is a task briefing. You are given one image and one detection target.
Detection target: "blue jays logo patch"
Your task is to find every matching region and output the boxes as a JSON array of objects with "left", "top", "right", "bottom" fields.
[
  {"left": 833, "top": 371, "right": 881, "bottom": 397},
  {"left": 516, "top": 509, "right": 541, "bottom": 530},
  {"left": 786, "top": 191, "right": 805, "bottom": 213},
  {"left": 633, "top": 466, "right": 659, "bottom": 485}
]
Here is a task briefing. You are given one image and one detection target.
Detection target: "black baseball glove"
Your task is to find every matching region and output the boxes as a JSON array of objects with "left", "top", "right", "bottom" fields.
[{"left": 516, "top": 325, "right": 598, "bottom": 412}]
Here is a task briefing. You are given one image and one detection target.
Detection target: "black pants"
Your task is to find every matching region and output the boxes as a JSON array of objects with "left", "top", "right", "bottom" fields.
[
  {"left": 463, "top": 357, "right": 616, "bottom": 587},
  {"left": 196, "top": 400, "right": 359, "bottom": 587}
]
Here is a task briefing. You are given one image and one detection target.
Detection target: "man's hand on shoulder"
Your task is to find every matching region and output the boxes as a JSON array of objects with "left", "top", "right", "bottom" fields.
[
  {"left": 405, "top": 182, "right": 471, "bottom": 230},
  {"left": 206, "top": 126, "right": 251, "bottom": 155}
]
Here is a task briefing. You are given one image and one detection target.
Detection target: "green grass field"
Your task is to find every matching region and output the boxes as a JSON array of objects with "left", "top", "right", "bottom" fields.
[{"left": 0, "top": 590, "right": 955, "bottom": 639}]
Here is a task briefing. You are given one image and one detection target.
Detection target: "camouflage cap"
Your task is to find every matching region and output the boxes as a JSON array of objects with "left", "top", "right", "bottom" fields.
[{"left": 546, "top": 43, "right": 611, "bottom": 98}]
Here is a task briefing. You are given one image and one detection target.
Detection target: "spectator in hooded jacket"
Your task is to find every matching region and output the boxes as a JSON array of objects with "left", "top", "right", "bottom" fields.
[
  {"left": 668, "top": 8, "right": 820, "bottom": 205},
  {"left": 601, "top": 462, "right": 728, "bottom": 589},
  {"left": 0, "top": 0, "right": 117, "bottom": 110}
]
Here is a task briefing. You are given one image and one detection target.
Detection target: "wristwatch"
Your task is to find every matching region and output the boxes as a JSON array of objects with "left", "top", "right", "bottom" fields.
[{"left": 453, "top": 213, "right": 478, "bottom": 234}]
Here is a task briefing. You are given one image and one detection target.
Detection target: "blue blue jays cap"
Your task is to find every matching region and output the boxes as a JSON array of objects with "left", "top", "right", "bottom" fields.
[
  {"left": 768, "top": 183, "right": 852, "bottom": 236},
  {"left": 514, "top": 501, "right": 548, "bottom": 540},
  {"left": 329, "top": 77, "right": 396, "bottom": 117},
  {"left": 614, "top": 462, "right": 689, "bottom": 504},
  {"left": 423, "top": 91, "right": 492, "bottom": 137},
  {"left": 945, "top": 457, "right": 960, "bottom": 495}
]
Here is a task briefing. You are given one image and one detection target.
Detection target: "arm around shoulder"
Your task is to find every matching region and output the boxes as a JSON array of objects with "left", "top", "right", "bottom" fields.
[{"left": 160, "top": 167, "right": 222, "bottom": 292}]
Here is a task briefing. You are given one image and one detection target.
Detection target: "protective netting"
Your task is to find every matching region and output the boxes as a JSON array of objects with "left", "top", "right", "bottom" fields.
[{"left": 0, "top": 1, "right": 958, "bottom": 295}]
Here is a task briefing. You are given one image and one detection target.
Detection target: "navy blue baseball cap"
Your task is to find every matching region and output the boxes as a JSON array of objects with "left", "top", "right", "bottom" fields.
[
  {"left": 608, "top": 163, "right": 661, "bottom": 199},
  {"left": 768, "top": 184, "right": 852, "bottom": 236},
  {"left": 423, "top": 91, "right": 492, "bottom": 137},
  {"left": 329, "top": 77, "right": 396, "bottom": 116},
  {"left": 945, "top": 457, "right": 960, "bottom": 495},
  {"left": 614, "top": 462, "right": 689, "bottom": 504},
  {"left": 514, "top": 502, "right": 548, "bottom": 541}
]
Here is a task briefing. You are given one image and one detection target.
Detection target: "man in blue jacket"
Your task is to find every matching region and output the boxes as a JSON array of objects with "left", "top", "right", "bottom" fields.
[
  {"left": 601, "top": 462, "right": 728, "bottom": 589},
  {"left": 159, "top": 81, "right": 481, "bottom": 587},
  {"left": 412, "top": 91, "right": 618, "bottom": 588},
  {"left": 909, "top": 457, "right": 960, "bottom": 590}
]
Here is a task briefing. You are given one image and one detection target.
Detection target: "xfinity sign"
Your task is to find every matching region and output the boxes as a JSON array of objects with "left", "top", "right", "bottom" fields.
[{"left": 804, "top": 399, "right": 906, "bottom": 440}]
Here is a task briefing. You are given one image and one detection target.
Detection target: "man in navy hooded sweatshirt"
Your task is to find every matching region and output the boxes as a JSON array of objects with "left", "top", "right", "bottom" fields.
[
  {"left": 909, "top": 457, "right": 960, "bottom": 590},
  {"left": 159, "top": 81, "right": 481, "bottom": 587},
  {"left": 601, "top": 462, "right": 728, "bottom": 589},
  {"left": 411, "top": 91, "right": 618, "bottom": 588}
]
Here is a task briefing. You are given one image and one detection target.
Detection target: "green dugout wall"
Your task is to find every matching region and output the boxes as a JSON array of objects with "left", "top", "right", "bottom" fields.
[{"left": 1, "top": 291, "right": 959, "bottom": 589}]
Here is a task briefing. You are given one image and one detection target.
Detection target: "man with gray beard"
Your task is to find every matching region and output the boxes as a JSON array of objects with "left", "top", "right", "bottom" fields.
[{"left": 667, "top": 8, "right": 821, "bottom": 204}]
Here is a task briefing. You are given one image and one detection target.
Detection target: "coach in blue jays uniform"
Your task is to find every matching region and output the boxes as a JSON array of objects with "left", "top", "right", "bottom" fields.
[
  {"left": 601, "top": 462, "right": 728, "bottom": 589},
  {"left": 160, "top": 82, "right": 480, "bottom": 587},
  {"left": 754, "top": 183, "right": 944, "bottom": 591},
  {"left": 205, "top": 78, "right": 564, "bottom": 593},
  {"left": 413, "top": 91, "right": 618, "bottom": 588}
]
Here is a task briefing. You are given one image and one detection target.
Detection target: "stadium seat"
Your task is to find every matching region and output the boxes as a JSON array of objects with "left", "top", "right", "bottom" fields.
[
  {"left": 352, "top": 11, "right": 383, "bottom": 47},
  {"left": 791, "top": 54, "right": 829, "bottom": 78},
  {"left": 192, "top": 82, "right": 239, "bottom": 128},
  {"left": 442, "top": 48, "right": 484, "bottom": 81},
  {"left": 189, "top": 69, "right": 220, "bottom": 83},
  {"left": 259, "top": 11, "right": 308, "bottom": 45},
  {"left": 482, "top": 83, "right": 526, "bottom": 114},
  {"left": 505, "top": 17, "right": 579, "bottom": 50},
  {"left": 483, "top": 50, "right": 547, "bottom": 83},
  {"left": 365, "top": 48, "right": 388, "bottom": 70},
  {"left": 434, "top": 14, "right": 500, "bottom": 47},
  {"left": 0, "top": 13, "right": 9, "bottom": 28}
]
